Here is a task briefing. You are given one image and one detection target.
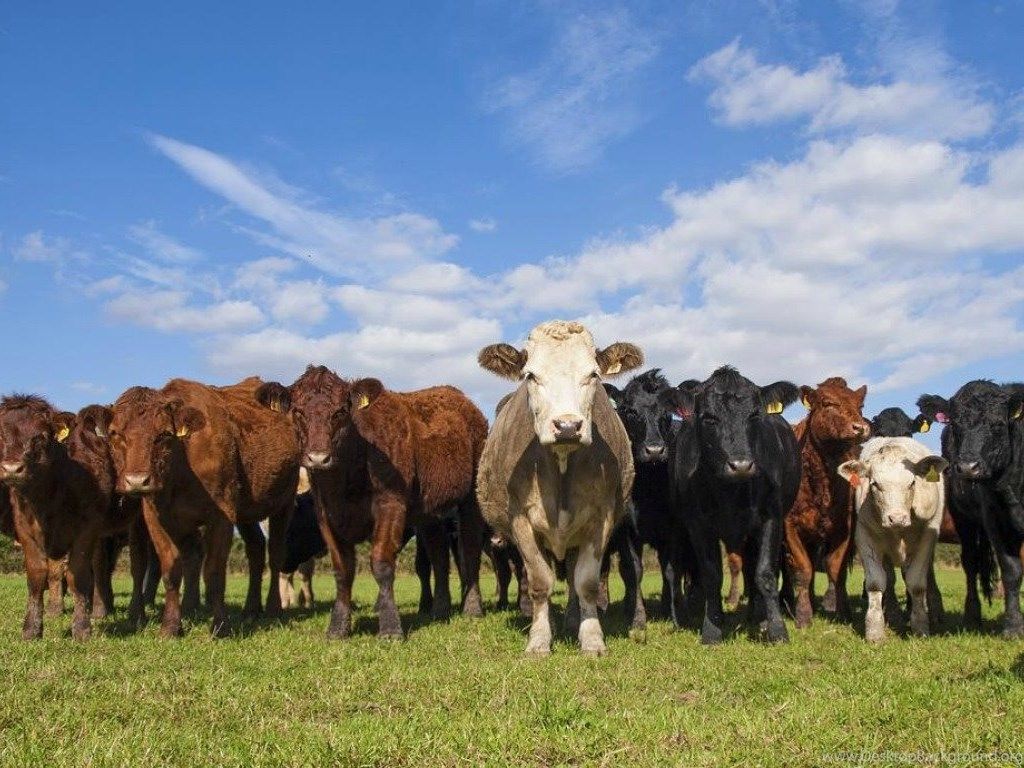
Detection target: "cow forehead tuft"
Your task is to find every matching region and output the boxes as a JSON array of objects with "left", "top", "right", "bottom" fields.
[
  {"left": 0, "top": 393, "right": 54, "bottom": 415},
  {"left": 528, "top": 320, "right": 592, "bottom": 345}
]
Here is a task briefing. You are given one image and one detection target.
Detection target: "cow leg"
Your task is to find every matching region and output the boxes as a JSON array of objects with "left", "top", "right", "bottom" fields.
[
  {"left": 883, "top": 563, "right": 903, "bottom": 630},
  {"left": 905, "top": 537, "right": 935, "bottom": 637},
  {"left": 127, "top": 516, "right": 147, "bottom": 626},
  {"left": 142, "top": 500, "right": 185, "bottom": 638},
  {"left": 984, "top": 520, "right": 1024, "bottom": 638},
  {"left": 574, "top": 540, "right": 607, "bottom": 656},
  {"left": 619, "top": 525, "right": 647, "bottom": 638},
  {"left": 142, "top": 531, "right": 160, "bottom": 607},
  {"left": 202, "top": 517, "right": 234, "bottom": 638},
  {"left": 689, "top": 519, "right": 725, "bottom": 644},
  {"left": 957, "top": 520, "right": 984, "bottom": 630},
  {"left": 370, "top": 494, "right": 406, "bottom": 640},
  {"left": 297, "top": 558, "right": 315, "bottom": 607},
  {"left": 725, "top": 549, "right": 743, "bottom": 611},
  {"left": 598, "top": 543, "right": 612, "bottom": 613},
  {"left": 514, "top": 549, "right": 532, "bottom": 618},
  {"left": 180, "top": 532, "right": 203, "bottom": 615},
  {"left": 91, "top": 540, "right": 115, "bottom": 619},
  {"left": 45, "top": 557, "right": 66, "bottom": 617},
  {"left": 824, "top": 535, "right": 853, "bottom": 621},
  {"left": 489, "top": 542, "right": 512, "bottom": 610},
  {"left": 858, "top": 527, "right": 887, "bottom": 643},
  {"left": 418, "top": 520, "right": 452, "bottom": 620},
  {"left": 414, "top": 535, "right": 433, "bottom": 615},
  {"left": 66, "top": 536, "right": 97, "bottom": 640},
  {"left": 265, "top": 510, "right": 290, "bottom": 620},
  {"left": 783, "top": 521, "right": 814, "bottom": 629},
  {"left": 19, "top": 535, "right": 48, "bottom": 640},
  {"left": 511, "top": 514, "right": 554, "bottom": 656},
  {"left": 237, "top": 520, "right": 266, "bottom": 617},
  {"left": 754, "top": 512, "right": 788, "bottom": 644},
  {"left": 926, "top": 565, "right": 945, "bottom": 631},
  {"left": 279, "top": 572, "right": 295, "bottom": 609},
  {"left": 457, "top": 498, "right": 485, "bottom": 618}
]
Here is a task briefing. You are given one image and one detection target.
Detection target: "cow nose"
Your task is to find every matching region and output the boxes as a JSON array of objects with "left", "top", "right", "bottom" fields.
[
  {"left": 123, "top": 473, "right": 152, "bottom": 492},
  {"left": 552, "top": 418, "right": 583, "bottom": 441},
  {"left": 642, "top": 444, "right": 666, "bottom": 458},
  {"left": 304, "top": 451, "right": 332, "bottom": 469},
  {"left": 1, "top": 461, "right": 25, "bottom": 478},
  {"left": 956, "top": 461, "right": 981, "bottom": 477},
  {"left": 727, "top": 459, "right": 755, "bottom": 475}
]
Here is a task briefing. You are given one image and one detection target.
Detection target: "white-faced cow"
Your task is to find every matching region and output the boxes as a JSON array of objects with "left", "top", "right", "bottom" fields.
[
  {"left": 838, "top": 437, "right": 947, "bottom": 642},
  {"left": 476, "top": 321, "right": 642, "bottom": 656}
]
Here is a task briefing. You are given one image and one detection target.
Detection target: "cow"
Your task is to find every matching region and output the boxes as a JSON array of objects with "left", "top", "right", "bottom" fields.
[
  {"left": 602, "top": 368, "right": 686, "bottom": 629},
  {"left": 90, "top": 378, "right": 300, "bottom": 637},
  {"left": 662, "top": 366, "right": 801, "bottom": 644},
  {"left": 0, "top": 396, "right": 145, "bottom": 639},
  {"left": 255, "top": 365, "right": 488, "bottom": 639},
  {"left": 783, "top": 377, "right": 870, "bottom": 628},
  {"left": 918, "top": 381, "right": 1024, "bottom": 637},
  {"left": 837, "top": 438, "right": 947, "bottom": 641},
  {"left": 868, "top": 405, "right": 954, "bottom": 627},
  {"left": 476, "top": 320, "right": 642, "bottom": 655}
]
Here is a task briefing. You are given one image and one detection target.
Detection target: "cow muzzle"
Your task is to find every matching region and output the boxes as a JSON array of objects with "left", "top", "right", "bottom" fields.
[
  {"left": 303, "top": 451, "right": 333, "bottom": 470},
  {"left": 551, "top": 416, "right": 583, "bottom": 444},
  {"left": 1, "top": 460, "right": 27, "bottom": 483},
  {"left": 639, "top": 443, "right": 667, "bottom": 462},
  {"left": 722, "top": 458, "right": 756, "bottom": 479},
  {"left": 882, "top": 511, "right": 911, "bottom": 529},
  {"left": 955, "top": 461, "right": 987, "bottom": 479},
  {"left": 123, "top": 472, "right": 155, "bottom": 494}
]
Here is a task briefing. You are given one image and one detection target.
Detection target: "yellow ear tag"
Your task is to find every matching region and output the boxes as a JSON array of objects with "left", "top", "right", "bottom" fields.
[
  {"left": 357, "top": 394, "right": 370, "bottom": 409},
  {"left": 766, "top": 401, "right": 783, "bottom": 415},
  {"left": 56, "top": 425, "right": 70, "bottom": 442},
  {"left": 919, "top": 420, "right": 930, "bottom": 433},
  {"left": 1013, "top": 404, "right": 1023, "bottom": 420},
  {"left": 801, "top": 394, "right": 811, "bottom": 409},
  {"left": 175, "top": 425, "right": 190, "bottom": 438},
  {"left": 604, "top": 362, "right": 622, "bottom": 376},
  {"left": 270, "top": 399, "right": 281, "bottom": 413},
  {"left": 925, "top": 466, "right": 940, "bottom": 483}
]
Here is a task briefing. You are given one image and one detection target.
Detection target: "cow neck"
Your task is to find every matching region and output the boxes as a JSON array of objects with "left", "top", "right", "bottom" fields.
[
  {"left": 802, "top": 417, "right": 859, "bottom": 511},
  {"left": 332, "top": 428, "right": 370, "bottom": 495},
  {"left": 10, "top": 449, "right": 74, "bottom": 528}
]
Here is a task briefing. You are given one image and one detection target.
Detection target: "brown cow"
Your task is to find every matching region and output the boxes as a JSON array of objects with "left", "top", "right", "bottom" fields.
[
  {"left": 92, "top": 378, "right": 300, "bottom": 637},
  {"left": 784, "top": 377, "right": 871, "bottom": 628},
  {"left": 256, "top": 366, "right": 488, "bottom": 638},
  {"left": 0, "top": 396, "right": 145, "bottom": 639}
]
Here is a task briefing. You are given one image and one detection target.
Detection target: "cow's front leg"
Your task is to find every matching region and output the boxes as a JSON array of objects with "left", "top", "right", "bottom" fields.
[
  {"left": 858, "top": 526, "right": 887, "bottom": 643},
  {"left": 143, "top": 499, "right": 185, "bottom": 638},
  {"left": 19, "top": 535, "right": 48, "bottom": 639},
  {"left": 690, "top": 519, "right": 725, "bottom": 644},
  {"left": 264, "top": 509, "right": 290, "bottom": 619},
  {"left": 66, "top": 537, "right": 97, "bottom": 640},
  {"left": 45, "top": 557, "right": 66, "bottom": 617},
  {"left": 127, "top": 516, "right": 148, "bottom": 626},
  {"left": 203, "top": 517, "right": 234, "bottom": 638},
  {"left": 574, "top": 540, "right": 607, "bottom": 656},
  {"left": 236, "top": 520, "right": 266, "bottom": 617},
  {"left": 783, "top": 519, "right": 814, "bottom": 628},
  {"left": 754, "top": 512, "right": 788, "bottom": 643},
  {"left": 511, "top": 514, "right": 553, "bottom": 656},
  {"left": 370, "top": 492, "right": 407, "bottom": 640}
]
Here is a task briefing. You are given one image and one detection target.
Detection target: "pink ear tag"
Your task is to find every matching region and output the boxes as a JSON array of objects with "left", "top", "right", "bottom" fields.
[
  {"left": 849, "top": 472, "right": 861, "bottom": 488},
  {"left": 935, "top": 412, "right": 949, "bottom": 424}
]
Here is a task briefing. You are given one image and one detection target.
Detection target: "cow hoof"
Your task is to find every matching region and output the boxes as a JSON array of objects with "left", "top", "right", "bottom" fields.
[
  {"left": 700, "top": 625, "right": 723, "bottom": 645},
  {"left": 377, "top": 630, "right": 404, "bottom": 641},
  {"left": 91, "top": 606, "right": 109, "bottom": 620},
  {"left": 581, "top": 644, "right": 608, "bottom": 658},
  {"left": 764, "top": 623, "right": 789, "bottom": 644},
  {"left": 211, "top": 621, "right": 231, "bottom": 639},
  {"left": 72, "top": 624, "right": 92, "bottom": 641},
  {"left": 1002, "top": 624, "right": 1024, "bottom": 640},
  {"left": 431, "top": 606, "right": 451, "bottom": 622},
  {"left": 628, "top": 628, "right": 647, "bottom": 644},
  {"left": 21, "top": 624, "right": 42, "bottom": 641},
  {"left": 525, "top": 647, "right": 551, "bottom": 658},
  {"left": 525, "top": 635, "right": 551, "bottom": 656},
  {"left": 462, "top": 600, "right": 484, "bottom": 619},
  {"left": 326, "top": 626, "right": 351, "bottom": 640},
  {"left": 263, "top": 606, "right": 283, "bottom": 621},
  {"left": 159, "top": 624, "right": 183, "bottom": 639}
]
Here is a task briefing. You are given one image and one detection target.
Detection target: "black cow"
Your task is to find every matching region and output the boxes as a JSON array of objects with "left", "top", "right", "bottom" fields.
[
  {"left": 663, "top": 366, "right": 801, "bottom": 644},
  {"left": 870, "top": 407, "right": 931, "bottom": 439},
  {"left": 918, "top": 382, "right": 1024, "bottom": 636},
  {"left": 603, "top": 369, "right": 687, "bottom": 630}
]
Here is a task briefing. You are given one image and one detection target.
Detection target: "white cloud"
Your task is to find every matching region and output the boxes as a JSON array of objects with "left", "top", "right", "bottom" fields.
[
  {"left": 13, "top": 231, "right": 71, "bottom": 263},
  {"left": 485, "top": 9, "right": 659, "bottom": 172},
  {"left": 127, "top": 221, "right": 202, "bottom": 263},
  {"left": 104, "top": 289, "right": 264, "bottom": 334},
  {"left": 386, "top": 262, "right": 483, "bottom": 295},
  {"left": 468, "top": 217, "right": 497, "bottom": 233},
  {"left": 71, "top": 381, "right": 108, "bottom": 396},
  {"left": 148, "top": 134, "right": 458, "bottom": 277},
  {"left": 689, "top": 39, "right": 994, "bottom": 141}
]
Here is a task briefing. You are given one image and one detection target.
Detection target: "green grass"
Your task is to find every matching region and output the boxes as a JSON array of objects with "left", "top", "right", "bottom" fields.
[{"left": 0, "top": 566, "right": 1022, "bottom": 767}]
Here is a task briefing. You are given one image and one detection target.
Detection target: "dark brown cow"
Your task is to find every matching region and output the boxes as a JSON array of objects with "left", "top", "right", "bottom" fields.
[
  {"left": 92, "top": 377, "right": 300, "bottom": 637},
  {"left": 256, "top": 366, "right": 488, "bottom": 639},
  {"left": 784, "top": 377, "right": 871, "bottom": 628},
  {"left": 0, "top": 396, "right": 144, "bottom": 639}
]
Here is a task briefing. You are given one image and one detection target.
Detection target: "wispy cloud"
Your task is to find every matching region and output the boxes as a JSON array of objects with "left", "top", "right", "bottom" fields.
[
  {"left": 104, "top": 289, "right": 265, "bottom": 334},
  {"left": 468, "top": 217, "right": 497, "bottom": 233},
  {"left": 127, "top": 221, "right": 202, "bottom": 263},
  {"left": 147, "top": 134, "right": 458, "bottom": 277},
  {"left": 485, "top": 9, "right": 659, "bottom": 172},
  {"left": 13, "top": 231, "right": 72, "bottom": 263}
]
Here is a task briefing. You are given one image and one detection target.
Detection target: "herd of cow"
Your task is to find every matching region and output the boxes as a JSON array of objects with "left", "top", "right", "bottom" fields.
[{"left": 1, "top": 320, "right": 1023, "bottom": 655}]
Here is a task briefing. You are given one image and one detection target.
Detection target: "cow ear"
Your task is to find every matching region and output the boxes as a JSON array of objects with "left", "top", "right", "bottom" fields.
[
  {"left": 173, "top": 406, "right": 206, "bottom": 438},
  {"left": 1005, "top": 384, "right": 1024, "bottom": 421},
  {"left": 913, "top": 414, "right": 931, "bottom": 434},
  {"left": 351, "top": 378, "right": 385, "bottom": 411},
  {"left": 761, "top": 381, "right": 798, "bottom": 415},
  {"left": 52, "top": 411, "right": 76, "bottom": 442},
  {"left": 837, "top": 459, "right": 867, "bottom": 487},
  {"left": 596, "top": 343, "right": 643, "bottom": 377},
  {"left": 854, "top": 384, "right": 868, "bottom": 404},
  {"left": 603, "top": 384, "right": 623, "bottom": 409},
  {"left": 659, "top": 387, "right": 695, "bottom": 421},
  {"left": 256, "top": 382, "right": 291, "bottom": 413},
  {"left": 912, "top": 455, "right": 947, "bottom": 482},
  {"left": 917, "top": 394, "right": 949, "bottom": 424},
  {"left": 478, "top": 344, "right": 527, "bottom": 380},
  {"left": 79, "top": 405, "right": 113, "bottom": 439},
  {"left": 799, "top": 385, "right": 816, "bottom": 410}
]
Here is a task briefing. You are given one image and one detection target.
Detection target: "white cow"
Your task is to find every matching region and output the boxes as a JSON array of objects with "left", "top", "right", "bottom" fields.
[
  {"left": 476, "top": 321, "right": 642, "bottom": 655},
  {"left": 838, "top": 437, "right": 947, "bottom": 642}
]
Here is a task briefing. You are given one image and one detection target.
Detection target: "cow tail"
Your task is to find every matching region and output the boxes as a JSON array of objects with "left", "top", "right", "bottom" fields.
[{"left": 978, "top": 528, "right": 996, "bottom": 604}]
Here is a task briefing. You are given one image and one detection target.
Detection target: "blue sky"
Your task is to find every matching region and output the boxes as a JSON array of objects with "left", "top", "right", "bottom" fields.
[{"left": 3, "top": 1, "right": 1024, "bottom": 439}]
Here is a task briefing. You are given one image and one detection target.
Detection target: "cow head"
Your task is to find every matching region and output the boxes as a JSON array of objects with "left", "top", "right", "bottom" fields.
[
  {"left": 838, "top": 442, "right": 947, "bottom": 528},
  {"left": 255, "top": 365, "right": 353, "bottom": 471},
  {"left": 800, "top": 377, "right": 871, "bottom": 446},
  {"left": 604, "top": 368, "right": 678, "bottom": 464},
  {"left": 0, "top": 395, "right": 74, "bottom": 486},
  {"left": 869, "top": 407, "right": 930, "bottom": 438},
  {"left": 96, "top": 387, "right": 205, "bottom": 495},
  {"left": 478, "top": 321, "right": 642, "bottom": 457},
  {"left": 661, "top": 366, "right": 799, "bottom": 481},
  {"left": 918, "top": 381, "right": 1024, "bottom": 480}
]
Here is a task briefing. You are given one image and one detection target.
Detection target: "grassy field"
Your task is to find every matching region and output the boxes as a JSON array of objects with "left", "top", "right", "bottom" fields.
[{"left": 0, "top": 565, "right": 1022, "bottom": 767}]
